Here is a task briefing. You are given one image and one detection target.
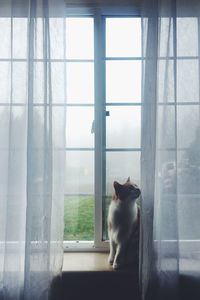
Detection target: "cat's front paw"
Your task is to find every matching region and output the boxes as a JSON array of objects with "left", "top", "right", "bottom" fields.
[
  {"left": 108, "top": 255, "right": 114, "bottom": 265},
  {"left": 113, "top": 262, "right": 122, "bottom": 270}
]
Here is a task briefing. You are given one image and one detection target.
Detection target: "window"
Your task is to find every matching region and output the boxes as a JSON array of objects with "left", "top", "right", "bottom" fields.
[
  {"left": 157, "top": 17, "right": 200, "bottom": 242},
  {"left": 64, "top": 12, "right": 141, "bottom": 250},
  {"left": 65, "top": 17, "right": 95, "bottom": 246}
]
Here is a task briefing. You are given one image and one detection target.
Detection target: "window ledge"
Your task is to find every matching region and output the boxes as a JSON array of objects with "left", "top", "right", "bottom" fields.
[{"left": 63, "top": 252, "right": 112, "bottom": 271}]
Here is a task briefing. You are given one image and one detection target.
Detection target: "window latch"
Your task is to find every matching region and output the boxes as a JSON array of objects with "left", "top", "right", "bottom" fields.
[
  {"left": 91, "top": 111, "right": 110, "bottom": 134},
  {"left": 91, "top": 120, "right": 95, "bottom": 134}
]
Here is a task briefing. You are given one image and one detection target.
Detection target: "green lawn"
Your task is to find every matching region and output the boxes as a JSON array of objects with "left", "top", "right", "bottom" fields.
[
  {"left": 64, "top": 195, "right": 112, "bottom": 241},
  {"left": 64, "top": 196, "right": 94, "bottom": 241}
]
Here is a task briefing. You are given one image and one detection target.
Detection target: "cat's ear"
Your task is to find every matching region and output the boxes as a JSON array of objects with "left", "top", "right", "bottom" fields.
[
  {"left": 126, "top": 177, "right": 130, "bottom": 183},
  {"left": 113, "top": 181, "right": 119, "bottom": 189},
  {"left": 113, "top": 181, "right": 122, "bottom": 194}
]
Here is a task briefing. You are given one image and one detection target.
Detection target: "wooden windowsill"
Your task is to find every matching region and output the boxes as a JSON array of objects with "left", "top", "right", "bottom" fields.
[{"left": 62, "top": 252, "right": 112, "bottom": 272}]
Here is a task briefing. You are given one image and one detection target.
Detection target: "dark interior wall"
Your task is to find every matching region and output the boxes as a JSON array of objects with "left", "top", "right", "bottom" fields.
[
  {"left": 50, "top": 271, "right": 140, "bottom": 300},
  {"left": 66, "top": 0, "right": 141, "bottom": 8}
]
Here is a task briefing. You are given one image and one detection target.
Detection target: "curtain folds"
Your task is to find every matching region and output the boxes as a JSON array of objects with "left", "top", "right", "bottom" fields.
[
  {"left": 0, "top": 0, "right": 66, "bottom": 299},
  {"left": 141, "top": 0, "right": 200, "bottom": 299}
]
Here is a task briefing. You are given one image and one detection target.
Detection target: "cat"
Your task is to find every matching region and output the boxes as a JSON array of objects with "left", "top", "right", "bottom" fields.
[{"left": 107, "top": 177, "right": 140, "bottom": 270}]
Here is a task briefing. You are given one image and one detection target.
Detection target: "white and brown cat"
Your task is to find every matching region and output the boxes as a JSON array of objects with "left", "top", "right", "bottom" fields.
[{"left": 107, "top": 177, "right": 140, "bottom": 270}]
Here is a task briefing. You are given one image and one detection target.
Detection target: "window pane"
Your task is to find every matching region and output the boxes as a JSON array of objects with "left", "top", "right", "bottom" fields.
[
  {"left": 65, "top": 151, "right": 94, "bottom": 195},
  {"left": 65, "top": 151, "right": 94, "bottom": 241},
  {"left": 0, "top": 106, "right": 26, "bottom": 148},
  {"left": 66, "top": 18, "right": 94, "bottom": 59},
  {"left": 157, "top": 105, "right": 175, "bottom": 149},
  {"left": 52, "top": 107, "right": 66, "bottom": 148},
  {"left": 34, "top": 18, "right": 44, "bottom": 59},
  {"left": 33, "top": 62, "right": 45, "bottom": 103},
  {"left": 51, "top": 62, "right": 65, "bottom": 103},
  {"left": 158, "top": 60, "right": 175, "bottom": 102},
  {"left": 0, "top": 18, "right": 11, "bottom": 58},
  {"left": 66, "top": 107, "right": 94, "bottom": 148},
  {"left": 106, "top": 151, "right": 140, "bottom": 196},
  {"left": 13, "top": 62, "right": 27, "bottom": 103},
  {"left": 64, "top": 195, "right": 94, "bottom": 241},
  {"left": 106, "top": 61, "right": 141, "bottom": 102},
  {"left": 106, "top": 106, "right": 141, "bottom": 148},
  {"left": 67, "top": 62, "right": 94, "bottom": 103},
  {"left": 178, "top": 195, "right": 200, "bottom": 239},
  {"left": 177, "top": 59, "right": 199, "bottom": 102},
  {"left": 178, "top": 105, "right": 200, "bottom": 148},
  {"left": 106, "top": 18, "right": 141, "bottom": 57},
  {"left": 177, "top": 18, "right": 198, "bottom": 57},
  {"left": 158, "top": 150, "right": 200, "bottom": 240},
  {"left": 177, "top": 150, "right": 200, "bottom": 195},
  {"left": 155, "top": 193, "right": 200, "bottom": 240},
  {"left": 50, "top": 18, "right": 65, "bottom": 59},
  {"left": 13, "top": 18, "right": 27, "bottom": 58},
  {"left": 0, "top": 62, "right": 11, "bottom": 102},
  {"left": 159, "top": 17, "right": 174, "bottom": 57}
]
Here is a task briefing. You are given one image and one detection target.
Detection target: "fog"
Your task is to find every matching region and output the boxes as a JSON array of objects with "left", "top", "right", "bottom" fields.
[{"left": 65, "top": 113, "right": 141, "bottom": 195}]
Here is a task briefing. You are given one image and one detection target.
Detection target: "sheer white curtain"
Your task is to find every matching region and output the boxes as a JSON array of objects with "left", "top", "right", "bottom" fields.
[
  {"left": 0, "top": 0, "right": 66, "bottom": 299},
  {"left": 141, "top": 0, "right": 200, "bottom": 299}
]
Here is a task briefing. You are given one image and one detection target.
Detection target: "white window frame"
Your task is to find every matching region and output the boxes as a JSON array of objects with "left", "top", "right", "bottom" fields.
[{"left": 64, "top": 6, "right": 141, "bottom": 252}]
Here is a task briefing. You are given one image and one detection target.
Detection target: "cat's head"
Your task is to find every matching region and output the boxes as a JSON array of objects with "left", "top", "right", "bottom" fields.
[{"left": 113, "top": 177, "right": 141, "bottom": 202}]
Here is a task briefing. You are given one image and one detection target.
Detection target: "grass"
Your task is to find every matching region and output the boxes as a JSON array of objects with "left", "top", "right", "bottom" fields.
[
  {"left": 64, "top": 196, "right": 94, "bottom": 241},
  {"left": 64, "top": 195, "right": 112, "bottom": 241}
]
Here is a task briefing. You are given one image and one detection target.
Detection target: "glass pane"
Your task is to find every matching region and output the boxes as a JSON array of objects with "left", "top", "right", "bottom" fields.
[
  {"left": 106, "top": 106, "right": 141, "bottom": 148},
  {"left": 51, "top": 62, "right": 65, "bottom": 103},
  {"left": 65, "top": 151, "right": 94, "bottom": 195},
  {"left": 33, "top": 62, "right": 44, "bottom": 103},
  {"left": 158, "top": 60, "right": 174, "bottom": 102},
  {"left": 159, "top": 17, "right": 174, "bottom": 57},
  {"left": 157, "top": 105, "right": 175, "bottom": 149},
  {"left": 106, "top": 61, "right": 141, "bottom": 102},
  {"left": 178, "top": 194, "right": 200, "bottom": 239},
  {"left": 50, "top": 18, "right": 65, "bottom": 59},
  {"left": 0, "top": 62, "right": 11, "bottom": 102},
  {"left": 177, "top": 59, "right": 199, "bottom": 102},
  {"left": 106, "top": 18, "right": 141, "bottom": 57},
  {"left": 178, "top": 150, "right": 200, "bottom": 195},
  {"left": 67, "top": 62, "right": 94, "bottom": 103},
  {"left": 177, "top": 18, "right": 198, "bottom": 57},
  {"left": 159, "top": 149, "right": 200, "bottom": 240},
  {"left": 33, "top": 62, "right": 65, "bottom": 104},
  {"left": 65, "top": 149, "right": 94, "bottom": 241},
  {"left": 178, "top": 105, "right": 200, "bottom": 148},
  {"left": 0, "top": 106, "right": 26, "bottom": 148},
  {"left": 13, "top": 18, "right": 27, "bottom": 58},
  {"left": 13, "top": 62, "right": 27, "bottom": 103},
  {"left": 178, "top": 150, "right": 200, "bottom": 240},
  {"left": 0, "top": 18, "right": 11, "bottom": 58},
  {"left": 34, "top": 18, "right": 44, "bottom": 59},
  {"left": 66, "top": 18, "right": 94, "bottom": 59},
  {"left": 64, "top": 195, "right": 94, "bottom": 241},
  {"left": 52, "top": 107, "right": 66, "bottom": 148},
  {"left": 106, "top": 151, "right": 141, "bottom": 196},
  {"left": 66, "top": 107, "right": 94, "bottom": 148}
]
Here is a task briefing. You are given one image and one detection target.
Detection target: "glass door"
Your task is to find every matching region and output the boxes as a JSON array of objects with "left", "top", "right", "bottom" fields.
[{"left": 103, "top": 17, "right": 142, "bottom": 240}]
